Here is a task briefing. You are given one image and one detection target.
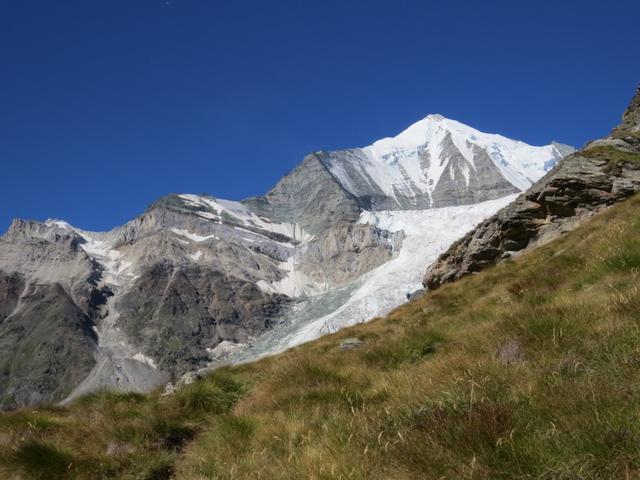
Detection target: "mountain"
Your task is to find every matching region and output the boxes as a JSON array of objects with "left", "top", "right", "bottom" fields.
[
  {"left": 424, "top": 86, "right": 640, "bottom": 289},
  {"left": 0, "top": 114, "right": 572, "bottom": 409},
  {"left": 316, "top": 114, "right": 570, "bottom": 210},
  {"left": 0, "top": 86, "right": 639, "bottom": 480}
]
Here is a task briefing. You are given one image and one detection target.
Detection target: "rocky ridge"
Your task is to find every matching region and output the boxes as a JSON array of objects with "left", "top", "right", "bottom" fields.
[{"left": 424, "top": 86, "right": 640, "bottom": 289}]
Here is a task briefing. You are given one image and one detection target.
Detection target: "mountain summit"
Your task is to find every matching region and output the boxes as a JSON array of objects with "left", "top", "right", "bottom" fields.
[{"left": 316, "top": 114, "right": 571, "bottom": 210}]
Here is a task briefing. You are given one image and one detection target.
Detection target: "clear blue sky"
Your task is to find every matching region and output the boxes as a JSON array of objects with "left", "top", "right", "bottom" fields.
[{"left": 2, "top": 0, "right": 639, "bottom": 232}]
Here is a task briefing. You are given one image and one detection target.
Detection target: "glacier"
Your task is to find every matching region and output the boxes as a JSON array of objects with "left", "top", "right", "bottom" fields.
[{"left": 216, "top": 194, "right": 518, "bottom": 365}]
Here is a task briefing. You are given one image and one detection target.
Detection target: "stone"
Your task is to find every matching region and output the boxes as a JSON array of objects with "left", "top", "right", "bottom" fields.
[
  {"left": 340, "top": 338, "right": 363, "bottom": 350},
  {"left": 495, "top": 340, "right": 525, "bottom": 365},
  {"left": 406, "top": 288, "right": 425, "bottom": 301}
]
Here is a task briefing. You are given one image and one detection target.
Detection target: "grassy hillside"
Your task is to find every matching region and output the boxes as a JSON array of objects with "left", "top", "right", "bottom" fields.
[{"left": 1, "top": 194, "right": 640, "bottom": 479}]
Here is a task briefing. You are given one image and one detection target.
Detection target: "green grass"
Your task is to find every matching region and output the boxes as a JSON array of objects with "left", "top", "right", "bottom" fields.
[
  {"left": 581, "top": 145, "right": 640, "bottom": 171},
  {"left": 4, "top": 441, "right": 78, "bottom": 479},
  {"left": 611, "top": 128, "right": 640, "bottom": 141},
  {"left": 1, "top": 194, "right": 640, "bottom": 479}
]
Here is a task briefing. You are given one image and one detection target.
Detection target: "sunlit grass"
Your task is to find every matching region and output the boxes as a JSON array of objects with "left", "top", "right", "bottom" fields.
[{"left": 0, "top": 194, "right": 639, "bottom": 479}]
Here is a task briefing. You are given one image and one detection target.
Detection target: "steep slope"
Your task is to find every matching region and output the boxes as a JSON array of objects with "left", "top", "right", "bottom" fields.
[
  {"left": 424, "top": 86, "right": 640, "bottom": 289},
  {"left": 1, "top": 191, "right": 639, "bottom": 479},
  {"left": 0, "top": 115, "right": 571, "bottom": 408},
  {"left": 63, "top": 196, "right": 303, "bottom": 402},
  {"left": 0, "top": 221, "right": 101, "bottom": 408},
  {"left": 243, "top": 153, "right": 362, "bottom": 235}
]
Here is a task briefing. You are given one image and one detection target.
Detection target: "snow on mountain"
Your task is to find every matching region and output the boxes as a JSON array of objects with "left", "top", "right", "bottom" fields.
[
  {"left": 290, "top": 194, "right": 519, "bottom": 343},
  {"left": 221, "top": 194, "right": 519, "bottom": 364},
  {"left": 256, "top": 256, "right": 329, "bottom": 298},
  {"left": 193, "top": 117, "right": 575, "bottom": 365},
  {"left": 45, "top": 219, "right": 135, "bottom": 287},
  {"left": 178, "top": 194, "right": 313, "bottom": 243},
  {"left": 320, "top": 114, "right": 573, "bottom": 209}
]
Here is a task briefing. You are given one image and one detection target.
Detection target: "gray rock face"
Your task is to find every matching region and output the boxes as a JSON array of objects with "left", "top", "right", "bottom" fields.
[
  {"left": 0, "top": 221, "right": 103, "bottom": 409},
  {"left": 244, "top": 153, "right": 362, "bottom": 236},
  {"left": 298, "top": 221, "right": 401, "bottom": 286},
  {"left": 0, "top": 281, "right": 98, "bottom": 409},
  {"left": 340, "top": 338, "right": 363, "bottom": 350},
  {"left": 0, "top": 113, "right": 574, "bottom": 408},
  {"left": 116, "top": 262, "right": 288, "bottom": 377},
  {"left": 615, "top": 84, "right": 640, "bottom": 135},
  {"left": 428, "top": 138, "right": 521, "bottom": 207},
  {"left": 424, "top": 88, "right": 640, "bottom": 290}
]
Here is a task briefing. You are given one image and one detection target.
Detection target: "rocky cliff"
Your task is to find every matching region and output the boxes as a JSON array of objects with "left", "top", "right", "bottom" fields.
[{"left": 424, "top": 86, "right": 640, "bottom": 290}]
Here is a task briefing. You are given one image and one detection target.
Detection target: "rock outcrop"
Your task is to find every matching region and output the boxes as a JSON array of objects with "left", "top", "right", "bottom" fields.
[{"left": 424, "top": 86, "right": 640, "bottom": 290}]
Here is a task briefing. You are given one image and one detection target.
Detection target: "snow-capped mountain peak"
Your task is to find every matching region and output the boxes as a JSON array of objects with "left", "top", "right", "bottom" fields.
[{"left": 317, "top": 115, "right": 574, "bottom": 211}]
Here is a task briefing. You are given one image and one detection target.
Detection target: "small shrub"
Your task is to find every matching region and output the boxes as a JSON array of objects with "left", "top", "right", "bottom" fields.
[
  {"left": 3, "top": 441, "right": 75, "bottom": 479},
  {"left": 76, "top": 389, "right": 147, "bottom": 407},
  {"left": 143, "top": 459, "right": 175, "bottom": 480},
  {"left": 151, "top": 419, "right": 197, "bottom": 451},
  {"left": 361, "top": 330, "right": 444, "bottom": 368},
  {"left": 174, "top": 375, "right": 244, "bottom": 415}
]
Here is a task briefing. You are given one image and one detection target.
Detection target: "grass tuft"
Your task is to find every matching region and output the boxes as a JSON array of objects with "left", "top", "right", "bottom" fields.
[
  {"left": 2, "top": 441, "right": 75, "bottom": 479},
  {"left": 581, "top": 145, "right": 640, "bottom": 171}
]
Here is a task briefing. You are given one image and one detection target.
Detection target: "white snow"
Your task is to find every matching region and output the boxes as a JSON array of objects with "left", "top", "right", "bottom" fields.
[
  {"left": 256, "top": 256, "right": 329, "bottom": 298},
  {"left": 178, "top": 194, "right": 313, "bottom": 243},
  {"left": 133, "top": 352, "right": 158, "bottom": 369},
  {"left": 323, "top": 114, "right": 567, "bottom": 206},
  {"left": 189, "top": 251, "right": 203, "bottom": 261},
  {"left": 170, "top": 228, "right": 219, "bottom": 243},
  {"left": 80, "top": 237, "right": 133, "bottom": 286},
  {"left": 48, "top": 220, "right": 74, "bottom": 230},
  {"left": 45, "top": 220, "right": 134, "bottom": 287},
  {"left": 277, "top": 194, "right": 518, "bottom": 348}
]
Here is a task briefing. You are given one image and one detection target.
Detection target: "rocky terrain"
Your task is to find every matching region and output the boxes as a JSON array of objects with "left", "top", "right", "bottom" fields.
[
  {"left": 0, "top": 114, "right": 571, "bottom": 409},
  {"left": 424, "top": 86, "right": 640, "bottom": 289}
]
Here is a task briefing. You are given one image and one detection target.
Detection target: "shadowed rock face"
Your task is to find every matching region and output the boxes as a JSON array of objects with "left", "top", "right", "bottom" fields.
[
  {"left": 424, "top": 87, "right": 640, "bottom": 290},
  {"left": 116, "top": 262, "right": 288, "bottom": 377},
  {"left": 0, "top": 272, "right": 24, "bottom": 322},
  {"left": 0, "top": 279, "right": 98, "bottom": 410},
  {"left": 0, "top": 222, "right": 105, "bottom": 409},
  {"left": 428, "top": 136, "right": 520, "bottom": 207}
]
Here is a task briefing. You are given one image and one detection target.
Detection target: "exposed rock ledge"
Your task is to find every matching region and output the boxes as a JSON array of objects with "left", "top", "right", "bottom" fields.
[{"left": 424, "top": 85, "right": 640, "bottom": 289}]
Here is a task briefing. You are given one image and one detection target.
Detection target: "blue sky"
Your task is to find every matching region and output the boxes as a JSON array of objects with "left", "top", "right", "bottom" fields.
[{"left": 1, "top": 0, "right": 639, "bottom": 232}]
